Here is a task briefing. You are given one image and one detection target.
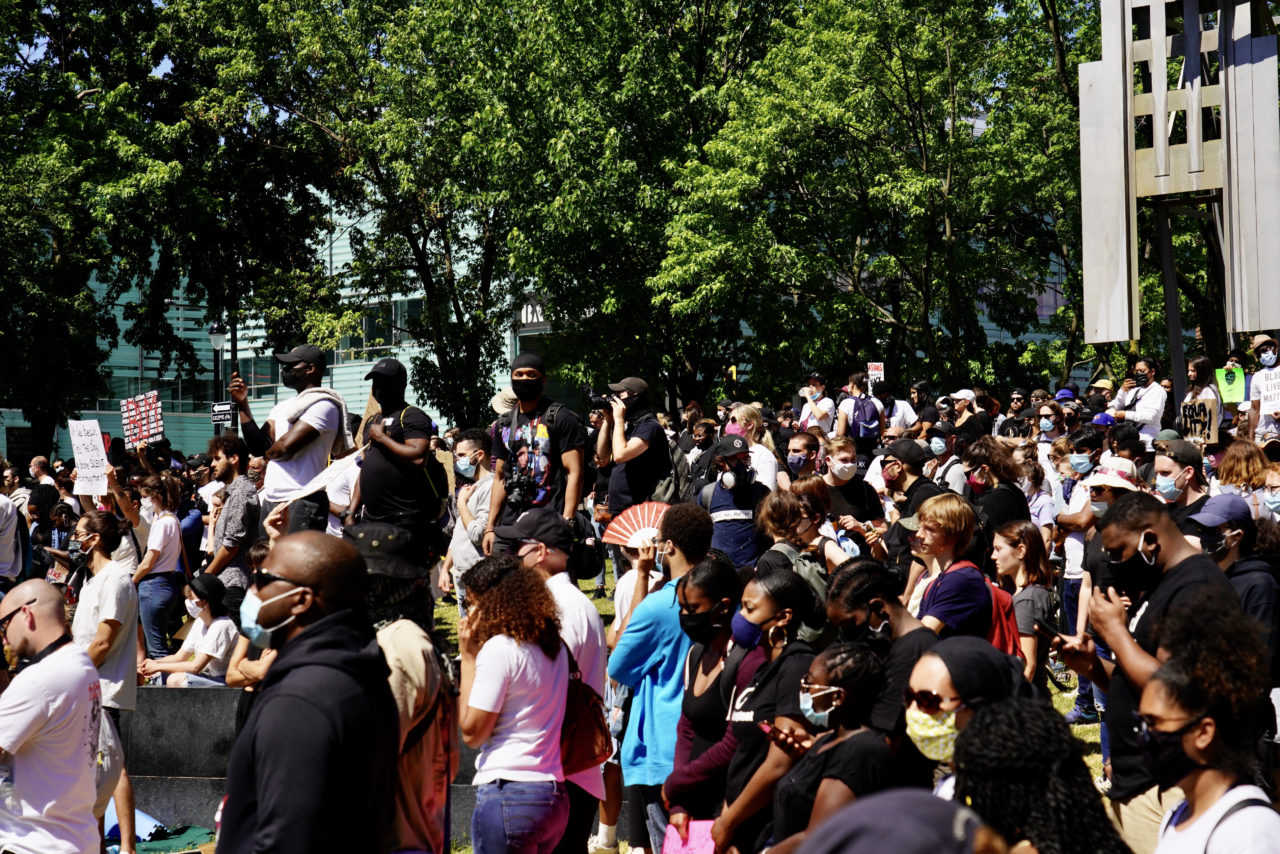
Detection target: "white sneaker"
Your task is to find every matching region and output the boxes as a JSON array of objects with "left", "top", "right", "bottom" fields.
[{"left": 587, "top": 834, "right": 619, "bottom": 854}]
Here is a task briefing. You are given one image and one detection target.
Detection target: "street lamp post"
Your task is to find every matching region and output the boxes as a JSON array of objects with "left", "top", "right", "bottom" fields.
[{"left": 208, "top": 322, "right": 227, "bottom": 436}]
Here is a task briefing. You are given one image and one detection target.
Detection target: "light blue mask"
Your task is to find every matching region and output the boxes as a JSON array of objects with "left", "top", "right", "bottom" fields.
[
  {"left": 1070, "top": 453, "right": 1093, "bottom": 474},
  {"left": 239, "top": 587, "right": 303, "bottom": 650},
  {"left": 799, "top": 689, "right": 840, "bottom": 730},
  {"left": 1265, "top": 493, "right": 1280, "bottom": 515},
  {"left": 454, "top": 456, "right": 478, "bottom": 479},
  {"left": 929, "top": 437, "right": 947, "bottom": 456},
  {"left": 1039, "top": 418, "right": 1055, "bottom": 433},
  {"left": 1155, "top": 474, "right": 1184, "bottom": 502},
  {"left": 1091, "top": 501, "right": 1110, "bottom": 518}
]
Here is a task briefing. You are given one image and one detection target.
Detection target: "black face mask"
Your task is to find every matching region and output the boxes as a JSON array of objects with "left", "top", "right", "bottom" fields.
[
  {"left": 1140, "top": 719, "right": 1206, "bottom": 790},
  {"left": 511, "top": 377, "right": 544, "bottom": 402},
  {"left": 623, "top": 393, "right": 648, "bottom": 415},
  {"left": 1107, "top": 534, "right": 1160, "bottom": 598},
  {"left": 679, "top": 608, "right": 726, "bottom": 646},
  {"left": 1133, "top": 371, "right": 1151, "bottom": 387},
  {"left": 280, "top": 364, "right": 307, "bottom": 390}
]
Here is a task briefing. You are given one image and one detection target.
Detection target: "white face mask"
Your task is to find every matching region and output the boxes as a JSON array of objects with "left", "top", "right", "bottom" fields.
[
  {"left": 829, "top": 460, "right": 857, "bottom": 480},
  {"left": 185, "top": 599, "right": 204, "bottom": 619}
]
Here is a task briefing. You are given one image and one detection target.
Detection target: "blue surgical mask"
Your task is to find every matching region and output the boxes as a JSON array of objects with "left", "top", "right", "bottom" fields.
[
  {"left": 454, "top": 454, "right": 478, "bottom": 479},
  {"left": 1039, "top": 418, "right": 1055, "bottom": 433},
  {"left": 929, "top": 437, "right": 947, "bottom": 456},
  {"left": 799, "top": 689, "right": 840, "bottom": 730},
  {"left": 239, "top": 587, "right": 303, "bottom": 649},
  {"left": 1263, "top": 351, "right": 1278, "bottom": 368},
  {"left": 1070, "top": 453, "right": 1093, "bottom": 474},
  {"left": 1155, "top": 473, "right": 1184, "bottom": 502},
  {"left": 1265, "top": 493, "right": 1280, "bottom": 515}
]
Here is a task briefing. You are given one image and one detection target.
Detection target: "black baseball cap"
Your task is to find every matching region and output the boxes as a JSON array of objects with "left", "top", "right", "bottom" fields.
[
  {"left": 274, "top": 344, "right": 325, "bottom": 367},
  {"left": 714, "top": 434, "right": 749, "bottom": 459},
  {"left": 875, "top": 438, "right": 927, "bottom": 468},
  {"left": 494, "top": 507, "right": 575, "bottom": 552},
  {"left": 925, "top": 421, "right": 956, "bottom": 438},
  {"left": 607, "top": 377, "right": 649, "bottom": 396},
  {"left": 364, "top": 357, "right": 408, "bottom": 384}
]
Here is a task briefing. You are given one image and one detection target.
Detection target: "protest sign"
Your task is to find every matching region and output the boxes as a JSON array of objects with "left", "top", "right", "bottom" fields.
[
  {"left": 867, "top": 362, "right": 885, "bottom": 384},
  {"left": 120, "top": 391, "right": 164, "bottom": 448},
  {"left": 1180, "top": 398, "right": 1219, "bottom": 445},
  {"left": 1216, "top": 367, "right": 1245, "bottom": 403},
  {"left": 69, "top": 419, "right": 108, "bottom": 495},
  {"left": 1254, "top": 368, "right": 1280, "bottom": 417}
]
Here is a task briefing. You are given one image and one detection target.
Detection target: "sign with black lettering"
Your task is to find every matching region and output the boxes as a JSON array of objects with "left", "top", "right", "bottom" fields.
[
  {"left": 1180, "top": 398, "right": 1219, "bottom": 445},
  {"left": 120, "top": 391, "right": 165, "bottom": 448},
  {"left": 211, "top": 401, "right": 235, "bottom": 426}
]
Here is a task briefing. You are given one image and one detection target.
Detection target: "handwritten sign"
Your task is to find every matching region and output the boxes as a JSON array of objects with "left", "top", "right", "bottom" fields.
[
  {"left": 1254, "top": 367, "right": 1280, "bottom": 417},
  {"left": 1216, "top": 367, "right": 1245, "bottom": 404},
  {"left": 69, "top": 420, "right": 109, "bottom": 495},
  {"left": 1180, "top": 398, "right": 1219, "bottom": 445},
  {"left": 867, "top": 362, "right": 885, "bottom": 385},
  {"left": 119, "top": 391, "right": 164, "bottom": 448}
]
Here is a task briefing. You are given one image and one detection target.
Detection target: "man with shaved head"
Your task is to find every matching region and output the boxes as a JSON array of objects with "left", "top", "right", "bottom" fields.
[
  {"left": 0, "top": 579, "right": 101, "bottom": 853},
  {"left": 218, "top": 532, "right": 399, "bottom": 854}
]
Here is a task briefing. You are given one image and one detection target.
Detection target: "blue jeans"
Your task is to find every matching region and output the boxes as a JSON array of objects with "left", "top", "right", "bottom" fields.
[
  {"left": 472, "top": 780, "right": 568, "bottom": 854},
  {"left": 1063, "top": 578, "right": 1095, "bottom": 712},
  {"left": 138, "top": 572, "right": 183, "bottom": 659}
]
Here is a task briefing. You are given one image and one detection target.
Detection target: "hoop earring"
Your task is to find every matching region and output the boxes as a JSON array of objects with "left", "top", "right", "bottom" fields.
[{"left": 766, "top": 624, "right": 787, "bottom": 649}]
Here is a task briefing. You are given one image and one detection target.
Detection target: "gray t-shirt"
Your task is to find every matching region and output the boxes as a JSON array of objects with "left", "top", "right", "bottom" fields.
[
  {"left": 71, "top": 561, "right": 140, "bottom": 711},
  {"left": 1013, "top": 585, "right": 1054, "bottom": 690}
]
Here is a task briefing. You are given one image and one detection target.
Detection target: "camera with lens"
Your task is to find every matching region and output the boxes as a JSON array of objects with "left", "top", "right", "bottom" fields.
[
  {"left": 584, "top": 385, "right": 614, "bottom": 411},
  {"left": 505, "top": 469, "right": 539, "bottom": 509}
]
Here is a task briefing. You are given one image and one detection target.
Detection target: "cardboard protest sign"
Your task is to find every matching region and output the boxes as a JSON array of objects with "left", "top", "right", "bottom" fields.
[
  {"left": 69, "top": 420, "right": 109, "bottom": 495},
  {"left": 1216, "top": 367, "right": 1245, "bottom": 403},
  {"left": 1180, "top": 398, "right": 1219, "bottom": 445},
  {"left": 120, "top": 391, "right": 164, "bottom": 448}
]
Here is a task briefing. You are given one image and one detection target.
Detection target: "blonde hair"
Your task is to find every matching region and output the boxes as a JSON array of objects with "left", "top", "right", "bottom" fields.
[
  {"left": 730, "top": 403, "right": 778, "bottom": 454},
  {"left": 1048, "top": 436, "right": 1074, "bottom": 465},
  {"left": 917, "top": 493, "right": 976, "bottom": 554},
  {"left": 826, "top": 436, "right": 856, "bottom": 456}
]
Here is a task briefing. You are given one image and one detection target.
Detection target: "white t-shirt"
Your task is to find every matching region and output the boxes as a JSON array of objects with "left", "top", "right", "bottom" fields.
[
  {"left": 469, "top": 635, "right": 568, "bottom": 786},
  {"left": 871, "top": 397, "right": 917, "bottom": 432},
  {"left": 71, "top": 561, "right": 140, "bottom": 711},
  {"left": 144, "top": 512, "right": 181, "bottom": 575},
  {"left": 613, "top": 568, "right": 666, "bottom": 626},
  {"left": 546, "top": 573, "right": 608, "bottom": 799},
  {"left": 176, "top": 616, "right": 239, "bottom": 678},
  {"left": 0, "top": 644, "right": 100, "bottom": 854},
  {"left": 748, "top": 443, "right": 778, "bottom": 492},
  {"left": 0, "top": 494, "right": 19, "bottom": 579},
  {"left": 798, "top": 397, "right": 836, "bottom": 436},
  {"left": 1250, "top": 365, "right": 1280, "bottom": 439},
  {"left": 1060, "top": 482, "right": 1089, "bottom": 580},
  {"left": 324, "top": 458, "right": 362, "bottom": 537},
  {"left": 263, "top": 397, "right": 341, "bottom": 503},
  {"left": 1155, "top": 784, "right": 1280, "bottom": 854}
]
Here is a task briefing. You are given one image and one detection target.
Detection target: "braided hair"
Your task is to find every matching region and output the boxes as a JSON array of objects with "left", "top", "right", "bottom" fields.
[
  {"left": 954, "top": 697, "right": 1128, "bottom": 854},
  {"left": 827, "top": 559, "right": 905, "bottom": 612},
  {"left": 817, "top": 643, "right": 884, "bottom": 729}
]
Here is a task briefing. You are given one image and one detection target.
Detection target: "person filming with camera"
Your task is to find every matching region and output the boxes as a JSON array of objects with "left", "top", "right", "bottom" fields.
[{"left": 595, "top": 377, "right": 672, "bottom": 517}]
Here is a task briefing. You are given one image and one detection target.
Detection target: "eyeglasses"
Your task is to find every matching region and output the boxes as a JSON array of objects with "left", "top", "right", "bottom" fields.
[
  {"left": 1264, "top": 485, "right": 1280, "bottom": 495},
  {"left": 253, "top": 570, "right": 301, "bottom": 589},
  {"left": 903, "top": 687, "right": 963, "bottom": 715},
  {"left": 0, "top": 599, "right": 38, "bottom": 635},
  {"left": 800, "top": 680, "right": 842, "bottom": 699}
]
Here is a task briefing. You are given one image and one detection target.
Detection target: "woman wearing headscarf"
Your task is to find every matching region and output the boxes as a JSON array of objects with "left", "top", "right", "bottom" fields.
[{"left": 903, "top": 636, "right": 1032, "bottom": 799}]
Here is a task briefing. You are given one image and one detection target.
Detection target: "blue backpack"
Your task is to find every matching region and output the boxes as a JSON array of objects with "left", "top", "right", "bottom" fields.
[{"left": 849, "top": 395, "right": 881, "bottom": 439}]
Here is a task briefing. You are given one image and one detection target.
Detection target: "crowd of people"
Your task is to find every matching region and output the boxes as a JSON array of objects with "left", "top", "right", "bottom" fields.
[{"left": 1, "top": 336, "right": 1280, "bottom": 853}]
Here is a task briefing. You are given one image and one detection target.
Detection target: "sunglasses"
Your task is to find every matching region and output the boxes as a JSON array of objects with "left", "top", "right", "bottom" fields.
[
  {"left": 0, "top": 599, "right": 37, "bottom": 635},
  {"left": 903, "top": 687, "right": 963, "bottom": 715},
  {"left": 1136, "top": 714, "right": 1203, "bottom": 745},
  {"left": 253, "top": 570, "right": 301, "bottom": 589}
]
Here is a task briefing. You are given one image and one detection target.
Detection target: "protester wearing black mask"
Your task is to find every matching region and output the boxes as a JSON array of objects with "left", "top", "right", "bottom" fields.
[
  {"left": 686, "top": 418, "right": 720, "bottom": 492},
  {"left": 1057, "top": 492, "right": 1237, "bottom": 854},
  {"left": 664, "top": 558, "right": 764, "bottom": 841},
  {"left": 595, "top": 377, "right": 672, "bottom": 517},
  {"left": 482, "top": 353, "right": 586, "bottom": 555}
]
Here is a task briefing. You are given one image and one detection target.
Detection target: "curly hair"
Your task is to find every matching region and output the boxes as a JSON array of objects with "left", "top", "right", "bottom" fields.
[
  {"left": 1153, "top": 586, "right": 1270, "bottom": 779},
  {"left": 660, "top": 503, "right": 713, "bottom": 563},
  {"left": 955, "top": 697, "right": 1128, "bottom": 854},
  {"left": 461, "top": 555, "right": 561, "bottom": 661},
  {"left": 818, "top": 642, "right": 884, "bottom": 729}
]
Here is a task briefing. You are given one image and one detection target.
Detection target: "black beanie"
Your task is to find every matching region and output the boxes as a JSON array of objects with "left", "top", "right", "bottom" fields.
[{"left": 510, "top": 352, "right": 546, "bottom": 374}]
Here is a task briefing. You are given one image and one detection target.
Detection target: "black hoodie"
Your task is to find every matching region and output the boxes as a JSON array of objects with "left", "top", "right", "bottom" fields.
[
  {"left": 218, "top": 608, "right": 399, "bottom": 854},
  {"left": 1226, "top": 555, "right": 1280, "bottom": 684}
]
